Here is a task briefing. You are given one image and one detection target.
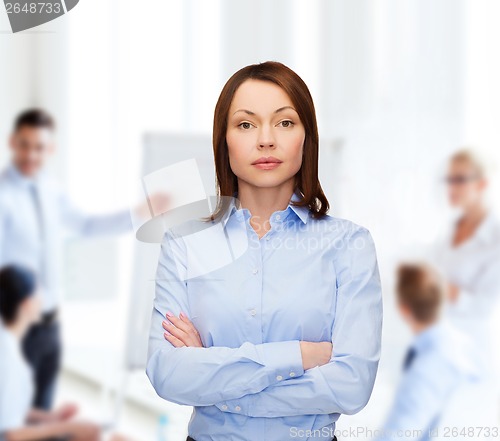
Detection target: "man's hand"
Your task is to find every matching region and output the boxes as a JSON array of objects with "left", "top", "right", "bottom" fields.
[
  {"left": 26, "top": 403, "right": 78, "bottom": 425},
  {"left": 53, "top": 402, "right": 79, "bottom": 421},
  {"left": 134, "top": 192, "right": 170, "bottom": 220},
  {"left": 63, "top": 420, "right": 100, "bottom": 441},
  {"left": 300, "top": 341, "right": 333, "bottom": 370},
  {"left": 163, "top": 311, "right": 204, "bottom": 348}
]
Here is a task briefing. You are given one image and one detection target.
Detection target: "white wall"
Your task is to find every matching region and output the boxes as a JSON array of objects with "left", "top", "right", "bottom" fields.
[{"left": 0, "top": 15, "right": 69, "bottom": 180}]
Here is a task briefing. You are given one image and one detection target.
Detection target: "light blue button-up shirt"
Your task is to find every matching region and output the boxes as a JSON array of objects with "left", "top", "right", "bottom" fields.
[
  {"left": 375, "top": 319, "right": 482, "bottom": 441},
  {"left": 0, "top": 163, "right": 133, "bottom": 312},
  {"left": 147, "top": 191, "right": 383, "bottom": 441}
]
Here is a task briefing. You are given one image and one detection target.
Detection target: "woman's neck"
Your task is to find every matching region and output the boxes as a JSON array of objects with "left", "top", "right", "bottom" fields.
[
  {"left": 452, "top": 201, "right": 488, "bottom": 247},
  {"left": 237, "top": 178, "right": 295, "bottom": 238},
  {"left": 461, "top": 201, "right": 487, "bottom": 226}
]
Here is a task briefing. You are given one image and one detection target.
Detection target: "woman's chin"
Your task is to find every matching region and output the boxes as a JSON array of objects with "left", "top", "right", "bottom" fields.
[{"left": 246, "top": 175, "right": 295, "bottom": 189}]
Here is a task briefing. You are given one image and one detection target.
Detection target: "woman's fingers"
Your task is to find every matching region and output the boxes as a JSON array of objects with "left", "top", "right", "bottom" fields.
[
  {"left": 164, "top": 331, "right": 185, "bottom": 347},
  {"left": 178, "top": 313, "right": 204, "bottom": 347},
  {"left": 163, "top": 312, "right": 204, "bottom": 348},
  {"left": 179, "top": 312, "right": 202, "bottom": 337},
  {"left": 162, "top": 319, "right": 187, "bottom": 344},
  {"left": 166, "top": 312, "right": 195, "bottom": 336}
]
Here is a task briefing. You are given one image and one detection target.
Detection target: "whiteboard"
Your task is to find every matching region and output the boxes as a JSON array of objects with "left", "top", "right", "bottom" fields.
[{"left": 125, "top": 133, "right": 214, "bottom": 370}]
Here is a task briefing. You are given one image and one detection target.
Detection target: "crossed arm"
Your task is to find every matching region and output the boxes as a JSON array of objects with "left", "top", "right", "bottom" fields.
[{"left": 146, "top": 226, "right": 383, "bottom": 416}]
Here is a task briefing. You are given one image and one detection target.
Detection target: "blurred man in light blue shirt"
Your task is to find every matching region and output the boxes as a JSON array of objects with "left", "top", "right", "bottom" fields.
[
  {"left": 0, "top": 108, "right": 158, "bottom": 410},
  {"left": 374, "top": 263, "right": 481, "bottom": 441}
]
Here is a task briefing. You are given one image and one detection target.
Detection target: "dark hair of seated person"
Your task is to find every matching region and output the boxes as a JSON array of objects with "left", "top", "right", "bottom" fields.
[{"left": 0, "top": 264, "right": 36, "bottom": 326}]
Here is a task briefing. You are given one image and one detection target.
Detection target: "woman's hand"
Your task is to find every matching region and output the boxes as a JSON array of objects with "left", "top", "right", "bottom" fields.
[
  {"left": 163, "top": 311, "right": 204, "bottom": 348},
  {"left": 300, "top": 341, "right": 333, "bottom": 370}
]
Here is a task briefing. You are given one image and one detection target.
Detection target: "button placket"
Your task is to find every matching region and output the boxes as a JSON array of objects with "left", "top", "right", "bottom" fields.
[{"left": 246, "top": 220, "right": 263, "bottom": 342}]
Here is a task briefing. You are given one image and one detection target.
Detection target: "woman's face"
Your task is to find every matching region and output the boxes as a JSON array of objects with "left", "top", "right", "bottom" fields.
[
  {"left": 446, "top": 159, "right": 486, "bottom": 209},
  {"left": 226, "top": 79, "right": 305, "bottom": 191}
]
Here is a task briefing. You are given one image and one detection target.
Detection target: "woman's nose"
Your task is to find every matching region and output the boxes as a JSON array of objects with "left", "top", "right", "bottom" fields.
[{"left": 258, "top": 126, "right": 276, "bottom": 149}]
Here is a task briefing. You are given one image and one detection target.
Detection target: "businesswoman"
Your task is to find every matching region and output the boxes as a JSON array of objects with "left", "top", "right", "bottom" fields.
[
  {"left": 432, "top": 149, "right": 500, "bottom": 378},
  {"left": 146, "top": 61, "right": 383, "bottom": 441}
]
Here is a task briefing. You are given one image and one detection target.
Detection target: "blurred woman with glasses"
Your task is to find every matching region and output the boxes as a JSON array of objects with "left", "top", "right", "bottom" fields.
[
  {"left": 436, "top": 149, "right": 500, "bottom": 316},
  {"left": 431, "top": 148, "right": 500, "bottom": 418}
]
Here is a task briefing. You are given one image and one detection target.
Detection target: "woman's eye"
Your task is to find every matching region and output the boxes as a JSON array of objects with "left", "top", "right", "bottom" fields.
[
  {"left": 278, "top": 120, "right": 294, "bottom": 128},
  {"left": 238, "top": 122, "right": 252, "bottom": 130}
]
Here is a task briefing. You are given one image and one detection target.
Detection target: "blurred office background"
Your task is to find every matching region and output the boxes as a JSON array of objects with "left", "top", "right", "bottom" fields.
[{"left": 1, "top": 0, "right": 500, "bottom": 439}]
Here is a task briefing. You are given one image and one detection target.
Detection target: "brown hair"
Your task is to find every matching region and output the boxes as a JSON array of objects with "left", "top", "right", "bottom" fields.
[
  {"left": 396, "top": 263, "right": 445, "bottom": 324},
  {"left": 209, "top": 61, "right": 329, "bottom": 221},
  {"left": 13, "top": 108, "right": 55, "bottom": 132}
]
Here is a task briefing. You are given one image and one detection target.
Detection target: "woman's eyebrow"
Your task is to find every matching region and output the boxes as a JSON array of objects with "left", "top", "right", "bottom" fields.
[
  {"left": 232, "top": 106, "right": 297, "bottom": 116},
  {"left": 232, "top": 109, "right": 256, "bottom": 116},
  {"left": 274, "top": 106, "right": 296, "bottom": 114}
]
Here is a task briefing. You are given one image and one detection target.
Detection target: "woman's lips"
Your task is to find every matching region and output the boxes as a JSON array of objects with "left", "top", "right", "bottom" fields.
[
  {"left": 251, "top": 156, "right": 283, "bottom": 170},
  {"left": 253, "top": 162, "right": 282, "bottom": 170}
]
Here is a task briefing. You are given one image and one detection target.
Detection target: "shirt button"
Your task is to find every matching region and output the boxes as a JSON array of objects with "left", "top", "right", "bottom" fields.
[
  {"left": 275, "top": 214, "right": 281, "bottom": 221},
  {"left": 249, "top": 309, "right": 257, "bottom": 316},
  {"left": 289, "top": 372, "right": 296, "bottom": 377},
  {"left": 235, "top": 405, "right": 241, "bottom": 411},
  {"left": 276, "top": 375, "right": 283, "bottom": 381},
  {"left": 252, "top": 268, "right": 259, "bottom": 275},
  {"left": 221, "top": 405, "right": 228, "bottom": 410},
  {"left": 265, "top": 235, "right": 271, "bottom": 240}
]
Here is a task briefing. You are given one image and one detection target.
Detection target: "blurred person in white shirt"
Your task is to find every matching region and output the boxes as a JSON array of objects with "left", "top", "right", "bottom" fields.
[{"left": 431, "top": 149, "right": 500, "bottom": 384}]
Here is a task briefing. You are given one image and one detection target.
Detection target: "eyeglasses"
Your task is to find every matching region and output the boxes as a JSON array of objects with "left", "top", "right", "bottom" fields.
[{"left": 443, "top": 174, "right": 479, "bottom": 185}]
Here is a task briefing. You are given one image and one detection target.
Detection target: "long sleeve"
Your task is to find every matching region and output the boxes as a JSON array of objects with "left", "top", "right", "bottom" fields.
[
  {"left": 213, "top": 227, "right": 383, "bottom": 417},
  {"left": 145, "top": 228, "right": 305, "bottom": 407},
  {"left": 58, "top": 190, "right": 133, "bottom": 236}
]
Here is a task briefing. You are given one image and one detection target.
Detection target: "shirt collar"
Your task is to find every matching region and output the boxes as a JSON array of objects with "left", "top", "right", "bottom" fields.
[
  {"left": 220, "top": 190, "right": 310, "bottom": 228},
  {"left": 412, "top": 319, "right": 449, "bottom": 354},
  {"left": 474, "top": 211, "right": 496, "bottom": 245},
  {"left": 448, "top": 210, "right": 497, "bottom": 247},
  {"left": 288, "top": 191, "right": 310, "bottom": 224},
  {"left": 6, "top": 162, "right": 41, "bottom": 188}
]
